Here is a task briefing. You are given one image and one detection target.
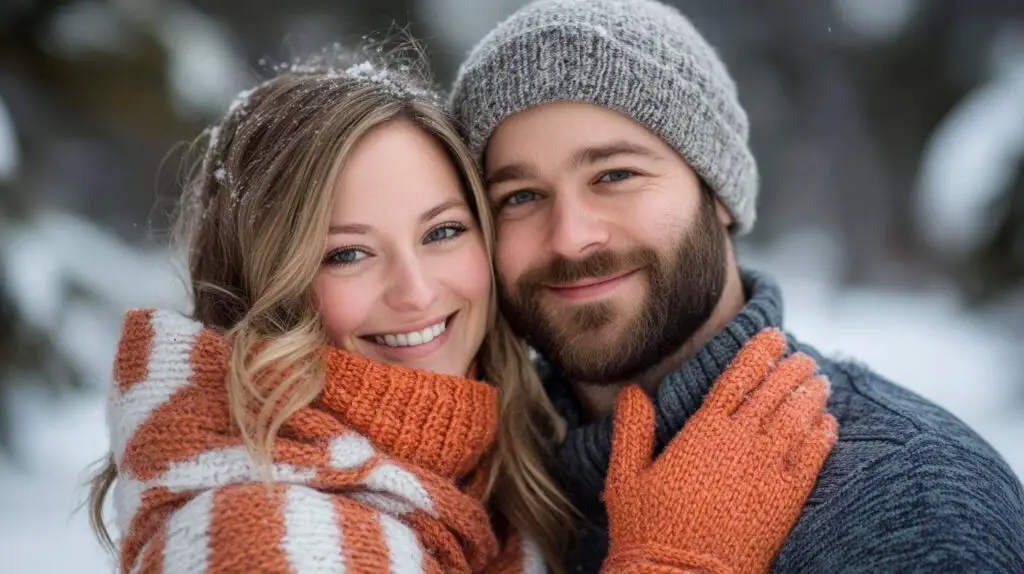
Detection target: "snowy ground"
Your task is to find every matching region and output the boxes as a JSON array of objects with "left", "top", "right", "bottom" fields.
[
  {"left": 0, "top": 383, "right": 116, "bottom": 574},
  {"left": 0, "top": 226, "right": 1022, "bottom": 574}
]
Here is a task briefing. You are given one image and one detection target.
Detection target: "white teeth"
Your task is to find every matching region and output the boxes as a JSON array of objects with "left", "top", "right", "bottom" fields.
[{"left": 373, "top": 319, "right": 447, "bottom": 348}]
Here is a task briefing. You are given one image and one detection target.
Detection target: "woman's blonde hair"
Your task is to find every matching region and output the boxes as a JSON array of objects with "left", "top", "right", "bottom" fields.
[{"left": 86, "top": 46, "right": 575, "bottom": 570}]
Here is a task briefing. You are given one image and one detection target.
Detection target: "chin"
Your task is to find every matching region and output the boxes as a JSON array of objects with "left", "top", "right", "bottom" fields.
[{"left": 580, "top": 330, "right": 625, "bottom": 350}]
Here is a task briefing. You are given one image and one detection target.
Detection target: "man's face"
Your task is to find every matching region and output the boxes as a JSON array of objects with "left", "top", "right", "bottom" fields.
[{"left": 485, "top": 102, "right": 732, "bottom": 384}]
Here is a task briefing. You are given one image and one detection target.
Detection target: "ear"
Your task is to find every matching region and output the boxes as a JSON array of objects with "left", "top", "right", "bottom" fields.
[{"left": 714, "top": 198, "right": 734, "bottom": 227}]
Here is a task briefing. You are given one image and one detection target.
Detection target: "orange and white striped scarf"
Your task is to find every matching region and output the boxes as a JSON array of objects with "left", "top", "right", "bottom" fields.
[{"left": 107, "top": 309, "right": 543, "bottom": 573}]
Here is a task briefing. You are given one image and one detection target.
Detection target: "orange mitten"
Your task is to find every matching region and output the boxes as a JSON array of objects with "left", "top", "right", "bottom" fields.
[{"left": 602, "top": 329, "right": 838, "bottom": 574}]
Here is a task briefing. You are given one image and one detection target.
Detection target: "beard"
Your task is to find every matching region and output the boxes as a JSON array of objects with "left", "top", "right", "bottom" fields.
[{"left": 499, "top": 192, "right": 727, "bottom": 384}]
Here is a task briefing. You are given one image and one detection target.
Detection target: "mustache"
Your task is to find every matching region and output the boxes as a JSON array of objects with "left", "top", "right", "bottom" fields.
[{"left": 516, "top": 249, "right": 660, "bottom": 290}]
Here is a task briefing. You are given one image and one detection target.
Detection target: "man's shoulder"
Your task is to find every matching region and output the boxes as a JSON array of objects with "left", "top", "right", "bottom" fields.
[
  {"left": 793, "top": 338, "right": 1004, "bottom": 452},
  {"left": 802, "top": 346, "right": 1022, "bottom": 507},
  {"left": 775, "top": 339, "right": 1024, "bottom": 571},
  {"left": 794, "top": 338, "right": 1018, "bottom": 489}
]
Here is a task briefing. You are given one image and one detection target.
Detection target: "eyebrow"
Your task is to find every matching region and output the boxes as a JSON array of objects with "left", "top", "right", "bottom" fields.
[
  {"left": 570, "top": 141, "right": 665, "bottom": 168},
  {"left": 328, "top": 199, "right": 465, "bottom": 235},
  {"left": 485, "top": 163, "right": 535, "bottom": 188},
  {"left": 485, "top": 140, "right": 664, "bottom": 188},
  {"left": 328, "top": 222, "right": 370, "bottom": 235},
  {"left": 420, "top": 199, "right": 465, "bottom": 223}
]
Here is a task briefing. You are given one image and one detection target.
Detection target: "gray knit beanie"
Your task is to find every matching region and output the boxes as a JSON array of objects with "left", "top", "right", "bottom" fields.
[{"left": 450, "top": 0, "right": 759, "bottom": 234}]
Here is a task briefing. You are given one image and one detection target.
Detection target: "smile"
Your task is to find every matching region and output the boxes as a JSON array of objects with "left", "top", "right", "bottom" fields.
[
  {"left": 374, "top": 320, "right": 445, "bottom": 347},
  {"left": 365, "top": 313, "right": 455, "bottom": 348},
  {"left": 545, "top": 269, "right": 640, "bottom": 301}
]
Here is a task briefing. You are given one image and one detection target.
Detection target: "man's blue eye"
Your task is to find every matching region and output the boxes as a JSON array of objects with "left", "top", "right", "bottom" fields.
[
  {"left": 598, "top": 170, "right": 633, "bottom": 183},
  {"left": 505, "top": 190, "right": 538, "bottom": 206}
]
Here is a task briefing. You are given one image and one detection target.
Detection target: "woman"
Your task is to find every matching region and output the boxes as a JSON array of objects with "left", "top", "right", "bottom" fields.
[{"left": 87, "top": 48, "right": 836, "bottom": 573}]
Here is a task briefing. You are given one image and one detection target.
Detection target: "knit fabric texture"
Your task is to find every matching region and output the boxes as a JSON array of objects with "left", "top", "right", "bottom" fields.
[
  {"left": 106, "top": 309, "right": 544, "bottom": 574},
  {"left": 449, "top": 0, "right": 759, "bottom": 234},
  {"left": 105, "top": 307, "right": 840, "bottom": 573},
  {"left": 603, "top": 330, "right": 837, "bottom": 574},
  {"left": 544, "top": 269, "right": 1024, "bottom": 573}
]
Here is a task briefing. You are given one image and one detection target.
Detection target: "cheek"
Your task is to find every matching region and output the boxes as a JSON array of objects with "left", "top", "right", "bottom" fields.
[
  {"left": 313, "top": 273, "right": 373, "bottom": 350},
  {"left": 630, "top": 187, "right": 694, "bottom": 246},
  {"left": 453, "top": 238, "right": 493, "bottom": 310},
  {"left": 494, "top": 223, "right": 534, "bottom": 289}
]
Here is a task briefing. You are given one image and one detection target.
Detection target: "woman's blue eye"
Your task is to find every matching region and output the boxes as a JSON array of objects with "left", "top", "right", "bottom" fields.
[
  {"left": 425, "top": 223, "right": 466, "bottom": 243},
  {"left": 598, "top": 170, "right": 633, "bottom": 183},
  {"left": 505, "top": 190, "right": 538, "bottom": 206},
  {"left": 326, "top": 248, "right": 367, "bottom": 266}
]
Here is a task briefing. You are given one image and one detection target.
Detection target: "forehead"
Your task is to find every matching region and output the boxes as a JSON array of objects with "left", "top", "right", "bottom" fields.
[
  {"left": 484, "top": 102, "right": 673, "bottom": 171},
  {"left": 331, "top": 119, "right": 467, "bottom": 220}
]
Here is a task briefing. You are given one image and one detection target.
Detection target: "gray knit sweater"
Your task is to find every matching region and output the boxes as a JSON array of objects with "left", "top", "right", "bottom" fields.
[{"left": 541, "top": 269, "right": 1024, "bottom": 572}]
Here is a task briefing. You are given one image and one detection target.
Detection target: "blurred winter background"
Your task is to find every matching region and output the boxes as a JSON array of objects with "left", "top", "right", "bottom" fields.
[{"left": 1, "top": 0, "right": 1023, "bottom": 571}]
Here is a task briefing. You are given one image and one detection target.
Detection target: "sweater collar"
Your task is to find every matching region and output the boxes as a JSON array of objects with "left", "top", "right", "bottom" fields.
[
  {"left": 542, "top": 268, "right": 786, "bottom": 502},
  {"left": 317, "top": 346, "right": 498, "bottom": 481}
]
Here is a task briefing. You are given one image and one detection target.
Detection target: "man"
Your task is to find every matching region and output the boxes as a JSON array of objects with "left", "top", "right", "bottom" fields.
[{"left": 449, "top": 0, "right": 1024, "bottom": 571}]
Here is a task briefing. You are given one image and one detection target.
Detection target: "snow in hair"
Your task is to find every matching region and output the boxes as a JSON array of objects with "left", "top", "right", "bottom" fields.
[
  {"left": 205, "top": 55, "right": 439, "bottom": 161},
  {"left": 194, "top": 51, "right": 444, "bottom": 221}
]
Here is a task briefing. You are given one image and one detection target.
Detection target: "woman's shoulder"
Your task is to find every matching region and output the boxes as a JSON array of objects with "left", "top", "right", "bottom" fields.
[
  {"left": 108, "top": 309, "right": 233, "bottom": 471},
  {"left": 113, "top": 308, "right": 228, "bottom": 397}
]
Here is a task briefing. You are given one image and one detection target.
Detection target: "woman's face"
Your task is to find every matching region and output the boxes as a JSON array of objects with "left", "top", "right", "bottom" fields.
[{"left": 313, "top": 118, "right": 492, "bottom": 377}]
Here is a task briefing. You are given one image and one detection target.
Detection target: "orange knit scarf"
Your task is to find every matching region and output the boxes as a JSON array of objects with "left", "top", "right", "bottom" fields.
[{"left": 107, "top": 309, "right": 541, "bottom": 573}]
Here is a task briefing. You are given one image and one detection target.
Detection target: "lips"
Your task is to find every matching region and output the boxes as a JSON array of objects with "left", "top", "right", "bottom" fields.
[
  {"left": 544, "top": 269, "right": 640, "bottom": 301},
  {"left": 362, "top": 312, "right": 456, "bottom": 349},
  {"left": 374, "top": 319, "right": 446, "bottom": 348},
  {"left": 548, "top": 269, "right": 636, "bottom": 290}
]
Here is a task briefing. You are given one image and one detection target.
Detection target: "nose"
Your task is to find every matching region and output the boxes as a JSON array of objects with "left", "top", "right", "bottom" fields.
[
  {"left": 384, "top": 253, "right": 438, "bottom": 313},
  {"left": 547, "top": 189, "right": 610, "bottom": 258}
]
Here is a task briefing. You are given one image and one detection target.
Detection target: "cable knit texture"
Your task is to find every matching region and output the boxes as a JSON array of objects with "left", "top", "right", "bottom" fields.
[
  {"left": 602, "top": 331, "right": 836, "bottom": 574},
  {"left": 106, "top": 308, "right": 545, "bottom": 574}
]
